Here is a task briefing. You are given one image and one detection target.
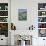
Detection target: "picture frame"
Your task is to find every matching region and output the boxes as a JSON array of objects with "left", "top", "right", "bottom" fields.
[{"left": 18, "top": 9, "right": 27, "bottom": 21}]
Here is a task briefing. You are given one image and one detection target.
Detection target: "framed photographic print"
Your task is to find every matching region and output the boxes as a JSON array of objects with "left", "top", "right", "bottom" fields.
[{"left": 18, "top": 9, "right": 27, "bottom": 21}]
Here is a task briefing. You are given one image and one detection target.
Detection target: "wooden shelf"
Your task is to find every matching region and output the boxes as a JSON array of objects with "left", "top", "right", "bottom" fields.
[
  {"left": 38, "top": 10, "right": 46, "bottom": 11},
  {"left": 38, "top": 22, "right": 46, "bottom": 23},
  {"left": 38, "top": 16, "right": 46, "bottom": 17},
  {"left": 0, "top": 10, "right": 8, "bottom": 11},
  {"left": 38, "top": 28, "right": 46, "bottom": 29},
  {"left": 0, "top": 16, "right": 8, "bottom": 17},
  {"left": 0, "top": 22, "right": 8, "bottom": 23}
]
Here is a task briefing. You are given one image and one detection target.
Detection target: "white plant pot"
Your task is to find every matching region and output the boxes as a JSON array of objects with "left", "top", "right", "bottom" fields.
[{"left": 21, "top": 40, "right": 25, "bottom": 46}]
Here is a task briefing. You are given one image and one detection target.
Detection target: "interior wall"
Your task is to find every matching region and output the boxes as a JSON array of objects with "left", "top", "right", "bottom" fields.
[
  {"left": 11, "top": 0, "right": 38, "bottom": 30},
  {"left": 11, "top": 0, "right": 46, "bottom": 46}
]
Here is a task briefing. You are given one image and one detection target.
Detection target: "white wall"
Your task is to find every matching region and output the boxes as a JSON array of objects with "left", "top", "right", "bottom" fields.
[
  {"left": 11, "top": 0, "right": 38, "bottom": 30},
  {"left": 11, "top": 0, "right": 46, "bottom": 30},
  {"left": 11, "top": 0, "right": 46, "bottom": 46}
]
